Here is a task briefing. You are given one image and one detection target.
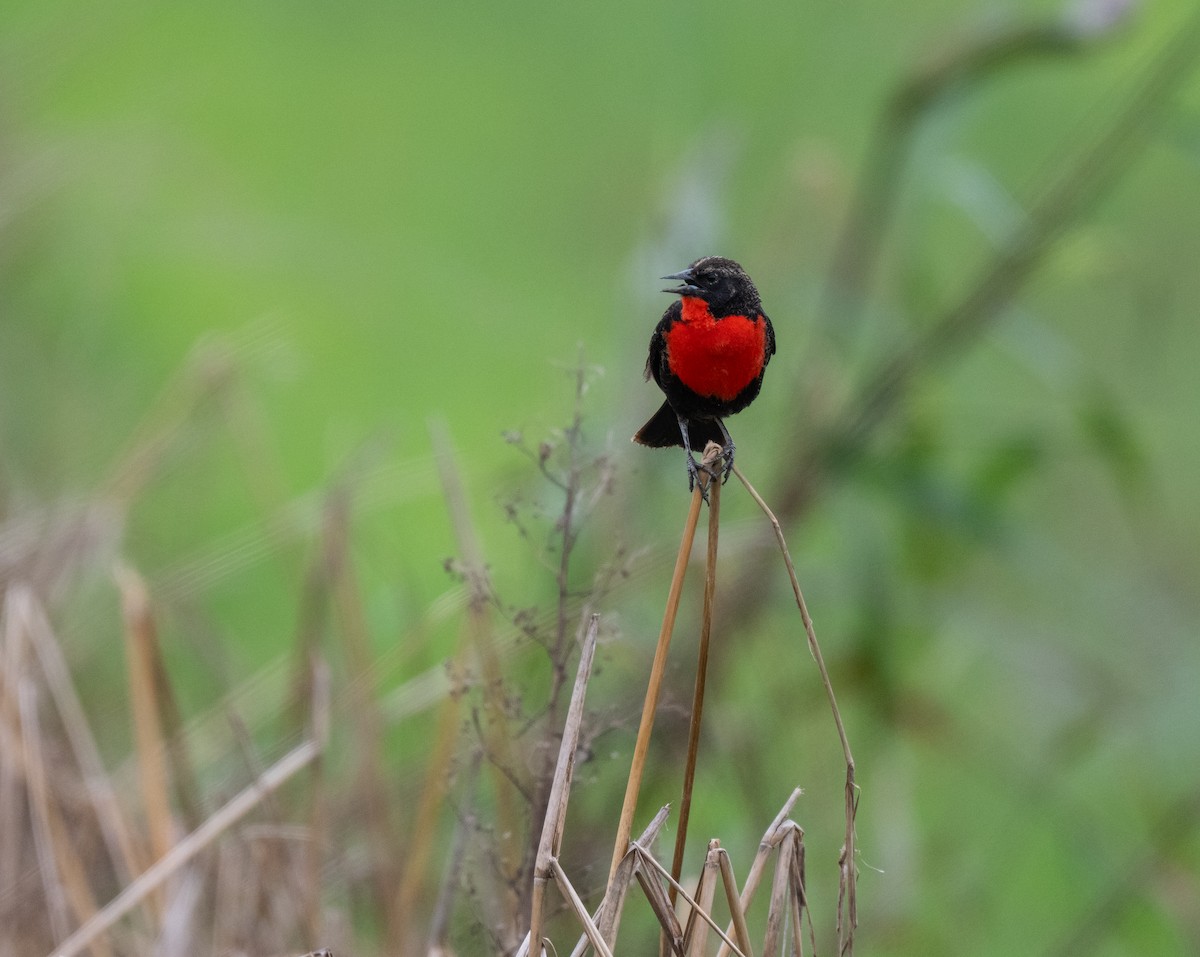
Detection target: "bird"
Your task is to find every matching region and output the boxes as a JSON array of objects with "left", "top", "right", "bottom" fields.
[{"left": 633, "top": 256, "right": 776, "bottom": 491}]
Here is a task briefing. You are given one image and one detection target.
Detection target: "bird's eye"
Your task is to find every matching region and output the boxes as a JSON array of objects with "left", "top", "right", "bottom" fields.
[{"left": 696, "top": 271, "right": 715, "bottom": 286}]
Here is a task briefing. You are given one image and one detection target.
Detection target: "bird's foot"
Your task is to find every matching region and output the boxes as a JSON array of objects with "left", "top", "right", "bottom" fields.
[
  {"left": 685, "top": 454, "right": 719, "bottom": 503},
  {"left": 687, "top": 452, "right": 730, "bottom": 502},
  {"left": 685, "top": 455, "right": 705, "bottom": 501},
  {"left": 720, "top": 442, "right": 736, "bottom": 484}
]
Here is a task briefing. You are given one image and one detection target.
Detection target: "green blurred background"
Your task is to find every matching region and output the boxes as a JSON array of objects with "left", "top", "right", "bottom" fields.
[{"left": 2, "top": 0, "right": 1199, "bottom": 953}]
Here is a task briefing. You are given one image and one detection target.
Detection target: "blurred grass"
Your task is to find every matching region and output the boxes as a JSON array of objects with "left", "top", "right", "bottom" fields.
[{"left": 2, "top": 0, "right": 1200, "bottom": 954}]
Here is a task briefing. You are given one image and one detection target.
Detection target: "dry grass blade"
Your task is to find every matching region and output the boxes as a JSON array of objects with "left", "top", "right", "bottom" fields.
[
  {"left": 115, "top": 566, "right": 174, "bottom": 877},
  {"left": 0, "top": 590, "right": 30, "bottom": 907},
  {"left": 11, "top": 585, "right": 143, "bottom": 889},
  {"left": 682, "top": 841, "right": 721, "bottom": 957},
  {"left": 635, "top": 863, "right": 685, "bottom": 957},
  {"left": 715, "top": 789, "right": 802, "bottom": 957},
  {"left": 17, "top": 663, "right": 115, "bottom": 956},
  {"left": 732, "top": 464, "right": 858, "bottom": 955},
  {"left": 788, "top": 830, "right": 812, "bottom": 957},
  {"left": 18, "top": 677, "right": 73, "bottom": 946},
  {"left": 50, "top": 658, "right": 331, "bottom": 957},
  {"left": 551, "top": 858, "right": 616, "bottom": 957},
  {"left": 716, "top": 848, "right": 755, "bottom": 957},
  {"left": 761, "top": 827, "right": 794, "bottom": 957},
  {"left": 635, "top": 843, "right": 747, "bottom": 957},
  {"left": 393, "top": 632, "right": 469, "bottom": 938},
  {"left": 565, "top": 806, "right": 672, "bottom": 957},
  {"left": 527, "top": 614, "right": 601, "bottom": 952},
  {"left": 319, "top": 489, "right": 400, "bottom": 946}
]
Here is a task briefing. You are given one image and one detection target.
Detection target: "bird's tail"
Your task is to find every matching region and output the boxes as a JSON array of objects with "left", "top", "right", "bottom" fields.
[{"left": 632, "top": 401, "right": 725, "bottom": 451}]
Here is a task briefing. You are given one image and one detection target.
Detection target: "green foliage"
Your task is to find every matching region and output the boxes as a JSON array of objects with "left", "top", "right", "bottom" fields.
[{"left": 2, "top": 0, "right": 1199, "bottom": 954}]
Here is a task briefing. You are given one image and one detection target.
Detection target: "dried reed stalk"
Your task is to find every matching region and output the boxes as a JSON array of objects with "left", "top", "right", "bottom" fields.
[
  {"left": 51, "top": 659, "right": 330, "bottom": 957},
  {"left": 732, "top": 464, "right": 857, "bottom": 955},
  {"left": 670, "top": 448, "right": 722, "bottom": 903},
  {"left": 115, "top": 567, "right": 174, "bottom": 877},
  {"left": 527, "top": 613, "right": 601, "bottom": 953},
  {"left": 608, "top": 443, "right": 724, "bottom": 880},
  {"left": 10, "top": 585, "right": 144, "bottom": 890}
]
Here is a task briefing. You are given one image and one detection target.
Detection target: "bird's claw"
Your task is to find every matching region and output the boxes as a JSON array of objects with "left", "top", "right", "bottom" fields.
[
  {"left": 720, "top": 443, "right": 735, "bottom": 484},
  {"left": 685, "top": 455, "right": 723, "bottom": 503},
  {"left": 685, "top": 456, "right": 706, "bottom": 502}
]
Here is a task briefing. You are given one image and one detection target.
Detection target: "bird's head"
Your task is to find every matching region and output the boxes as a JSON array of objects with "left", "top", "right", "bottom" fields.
[{"left": 662, "top": 256, "right": 760, "bottom": 316}]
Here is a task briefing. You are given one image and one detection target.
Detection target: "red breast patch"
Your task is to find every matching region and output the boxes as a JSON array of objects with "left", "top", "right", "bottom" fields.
[{"left": 666, "top": 297, "right": 767, "bottom": 401}]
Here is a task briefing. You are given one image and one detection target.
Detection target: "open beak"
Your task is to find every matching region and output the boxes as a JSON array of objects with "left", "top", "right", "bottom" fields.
[{"left": 662, "top": 268, "right": 701, "bottom": 297}]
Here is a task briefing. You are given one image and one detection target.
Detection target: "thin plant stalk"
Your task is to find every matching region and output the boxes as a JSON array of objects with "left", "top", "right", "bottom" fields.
[
  {"left": 527, "top": 614, "right": 601, "bottom": 953},
  {"left": 733, "top": 463, "right": 857, "bottom": 955},
  {"left": 670, "top": 453, "right": 722, "bottom": 904},
  {"left": 607, "top": 445, "right": 722, "bottom": 880},
  {"left": 635, "top": 843, "right": 747, "bottom": 957},
  {"left": 115, "top": 567, "right": 175, "bottom": 876}
]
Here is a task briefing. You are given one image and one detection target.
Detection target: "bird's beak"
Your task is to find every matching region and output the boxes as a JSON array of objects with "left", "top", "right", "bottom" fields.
[{"left": 662, "top": 268, "right": 701, "bottom": 297}]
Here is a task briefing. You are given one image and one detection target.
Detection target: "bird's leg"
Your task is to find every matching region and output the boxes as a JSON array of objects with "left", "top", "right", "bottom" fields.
[
  {"left": 715, "top": 419, "right": 736, "bottom": 483},
  {"left": 676, "top": 415, "right": 710, "bottom": 500}
]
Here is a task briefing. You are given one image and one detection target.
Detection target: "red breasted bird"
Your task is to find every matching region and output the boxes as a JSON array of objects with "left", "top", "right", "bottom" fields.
[{"left": 633, "top": 256, "right": 776, "bottom": 490}]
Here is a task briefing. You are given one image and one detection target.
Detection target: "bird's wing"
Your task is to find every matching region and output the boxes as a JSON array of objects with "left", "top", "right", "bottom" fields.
[
  {"left": 761, "top": 312, "right": 777, "bottom": 363},
  {"left": 645, "top": 300, "right": 681, "bottom": 387}
]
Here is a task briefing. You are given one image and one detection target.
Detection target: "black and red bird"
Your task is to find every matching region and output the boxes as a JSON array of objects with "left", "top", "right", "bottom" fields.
[{"left": 633, "top": 256, "right": 776, "bottom": 490}]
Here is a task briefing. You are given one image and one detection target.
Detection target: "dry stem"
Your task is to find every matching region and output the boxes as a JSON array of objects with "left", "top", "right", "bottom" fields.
[
  {"left": 607, "top": 445, "right": 716, "bottom": 880},
  {"left": 670, "top": 445, "right": 723, "bottom": 902},
  {"left": 527, "top": 613, "right": 601, "bottom": 953},
  {"left": 733, "top": 464, "right": 858, "bottom": 955},
  {"left": 51, "top": 659, "right": 330, "bottom": 957}
]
